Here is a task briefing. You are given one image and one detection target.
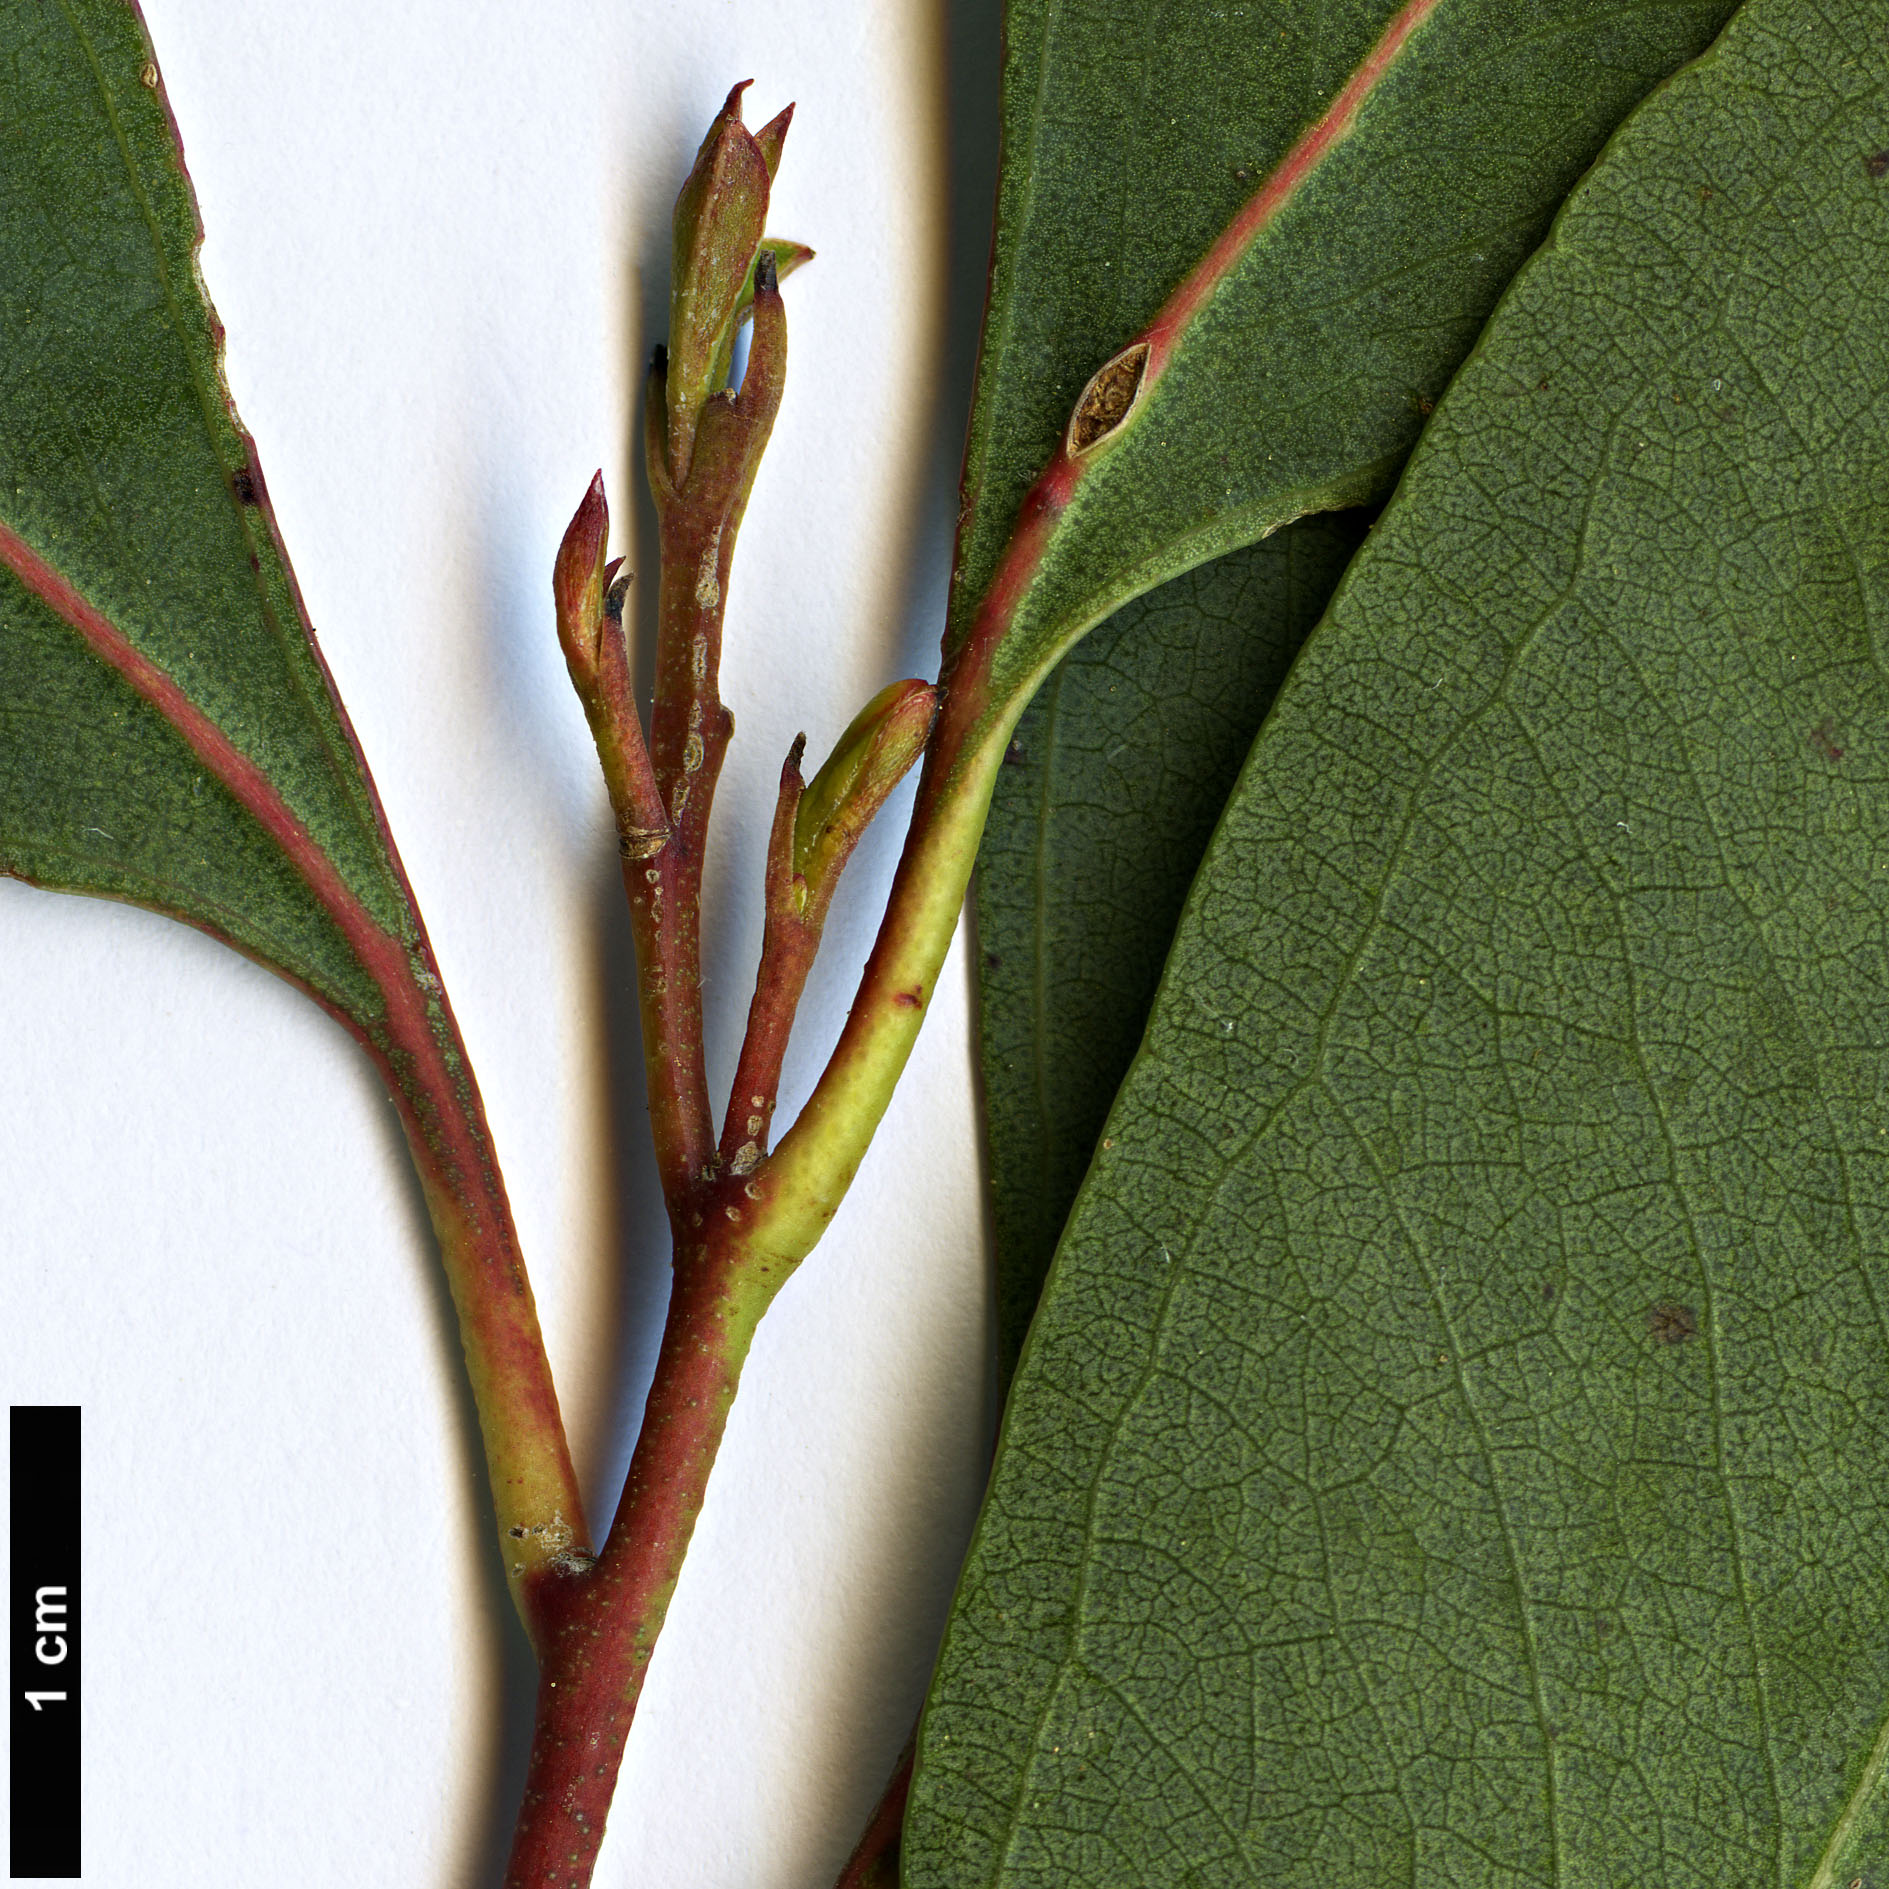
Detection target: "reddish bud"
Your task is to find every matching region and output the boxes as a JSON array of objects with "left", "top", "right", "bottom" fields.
[
  {"left": 728, "top": 238, "right": 813, "bottom": 352},
  {"left": 660, "top": 252, "right": 788, "bottom": 527},
  {"left": 553, "top": 471, "right": 610, "bottom": 681}
]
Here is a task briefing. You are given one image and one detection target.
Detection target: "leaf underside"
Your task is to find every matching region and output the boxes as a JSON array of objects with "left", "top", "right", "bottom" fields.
[
  {"left": 968, "top": 0, "right": 1745, "bottom": 1376},
  {"left": 952, "top": 0, "right": 1741, "bottom": 710},
  {"left": 921, "top": 1, "right": 1889, "bottom": 1883},
  {"left": 977, "top": 515, "right": 1366, "bottom": 1390},
  {"left": 0, "top": 0, "right": 416, "bottom": 1025}
]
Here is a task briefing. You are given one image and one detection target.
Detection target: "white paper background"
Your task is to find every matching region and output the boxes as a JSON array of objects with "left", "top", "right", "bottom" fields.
[{"left": 0, "top": 2, "right": 1001, "bottom": 1881}]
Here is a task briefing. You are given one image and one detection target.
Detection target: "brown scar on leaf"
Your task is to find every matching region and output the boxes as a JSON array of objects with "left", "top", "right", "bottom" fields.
[
  {"left": 1067, "top": 341, "right": 1150, "bottom": 456},
  {"left": 1811, "top": 717, "right": 1845, "bottom": 762},
  {"left": 893, "top": 987, "right": 924, "bottom": 1010},
  {"left": 1866, "top": 149, "right": 1889, "bottom": 180},
  {"left": 1648, "top": 1301, "right": 1698, "bottom": 1346}
]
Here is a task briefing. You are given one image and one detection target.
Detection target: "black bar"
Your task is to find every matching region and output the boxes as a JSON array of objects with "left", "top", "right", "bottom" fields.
[{"left": 10, "top": 1407, "right": 79, "bottom": 1880}]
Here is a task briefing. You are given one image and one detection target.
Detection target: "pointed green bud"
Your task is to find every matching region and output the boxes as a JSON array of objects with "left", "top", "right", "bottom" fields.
[
  {"left": 793, "top": 680, "right": 939, "bottom": 909},
  {"left": 754, "top": 102, "right": 794, "bottom": 179},
  {"left": 667, "top": 83, "right": 783, "bottom": 486},
  {"left": 553, "top": 470, "right": 611, "bottom": 682}
]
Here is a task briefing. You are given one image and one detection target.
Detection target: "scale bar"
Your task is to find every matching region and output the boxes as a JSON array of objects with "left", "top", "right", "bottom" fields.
[{"left": 10, "top": 1406, "right": 80, "bottom": 1879}]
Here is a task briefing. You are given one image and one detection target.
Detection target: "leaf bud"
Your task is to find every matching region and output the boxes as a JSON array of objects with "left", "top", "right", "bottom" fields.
[
  {"left": 667, "top": 83, "right": 784, "bottom": 486},
  {"left": 754, "top": 101, "right": 794, "bottom": 179},
  {"left": 721, "top": 238, "right": 813, "bottom": 381},
  {"left": 793, "top": 680, "right": 939, "bottom": 909},
  {"left": 553, "top": 471, "right": 611, "bottom": 682}
]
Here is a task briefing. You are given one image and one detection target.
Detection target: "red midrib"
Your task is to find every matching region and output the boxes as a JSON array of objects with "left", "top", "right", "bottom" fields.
[
  {"left": 0, "top": 515, "right": 405, "bottom": 982},
  {"left": 958, "top": 0, "right": 1444, "bottom": 677},
  {"left": 1145, "top": 0, "right": 1444, "bottom": 363},
  {"left": 0, "top": 512, "right": 532, "bottom": 1251}
]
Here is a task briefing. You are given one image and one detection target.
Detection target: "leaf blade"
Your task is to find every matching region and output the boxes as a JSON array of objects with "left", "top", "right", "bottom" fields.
[
  {"left": 966, "top": 0, "right": 1748, "bottom": 1372},
  {"left": 954, "top": 0, "right": 1744, "bottom": 704},
  {"left": 0, "top": 0, "right": 413, "bottom": 980},
  {"left": 921, "top": 1, "right": 1889, "bottom": 1882},
  {"left": 977, "top": 516, "right": 1366, "bottom": 1390},
  {"left": 0, "top": 0, "right": 587, "bottom": 1610}
]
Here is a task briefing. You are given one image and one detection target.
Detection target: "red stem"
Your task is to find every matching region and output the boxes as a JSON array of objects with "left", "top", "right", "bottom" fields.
[
  {"left": 721, "top": 742, "right": 817, "bottom": 1166},
  {"left": 502, "top": 1215, "right": 772, "bottom": 1884},
  {"left": 632, "top": 479, "right": 738, "bottom": 1208}
]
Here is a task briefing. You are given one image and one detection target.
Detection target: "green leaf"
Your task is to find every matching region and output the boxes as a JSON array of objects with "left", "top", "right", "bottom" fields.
[
  {"left": 953, "top": 0, "right": 1741, "bottom": 718},
  {"left": 965, "top": 0, "right": 1744, "bottom": 1388},
  {"left": 0, "top": 0, "right": 416, "bottom": 1021},
  {"left": 976, "top": 516, "right": 1365, "bottom": 1391},
  {"left": 0, "top": 0, "right": 584, "bottom": 1602},
  {"left": 918, "top": 1, "right": 1889, "bottom": 1882}
]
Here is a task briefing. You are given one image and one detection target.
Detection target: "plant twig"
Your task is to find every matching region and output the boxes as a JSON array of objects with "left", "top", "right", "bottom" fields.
[{"left": 633, "top": 264, "right": 788, "bottom": 1216}]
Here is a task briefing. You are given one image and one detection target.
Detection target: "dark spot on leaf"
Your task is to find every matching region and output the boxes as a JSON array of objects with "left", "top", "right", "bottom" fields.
[
  {"left": 1811, "top": 717, "right": 1845, "bottom": 762},
  {"left": 1866, "top": 149, "right": 1889, "bottom": 180},
  {"left": 1648, "top": 1301, "right": 1697, "bottom": 1346},
  {"left": 1416, "top": 395, "right": 1435, "bottom": 416},
  {"left": 231, "top": 464, "right": 260, "bottom": 505},
  {"left": 893, "top": 987, "right": 924, "bottom": 1009},
  {"left": 1004, "top": 739, "right": 1027, "bottom": 767},
  {"left": 1068, "top": 342, "right": 1149, "bottom": 455},
  {"left": 985, "top": 952, "right": 1002, "bottom": 971},
  {"left": 1541, "top": 1279, "right": 1556, "bottom": 1301}
]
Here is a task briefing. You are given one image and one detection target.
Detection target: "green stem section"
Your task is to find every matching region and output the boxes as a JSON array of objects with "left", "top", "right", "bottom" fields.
[{"left": 751, "top": 455, "right": 1081, "bottom": 1273}]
